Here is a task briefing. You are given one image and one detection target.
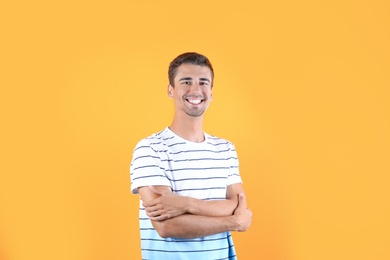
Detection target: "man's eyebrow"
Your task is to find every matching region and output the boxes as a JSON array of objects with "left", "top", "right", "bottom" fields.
[
  {"left": 179, "top": 77, "right": 193, "bottom": 81},
  {"left": 178, "top": 77, "right": 211, "bottom": 82}
]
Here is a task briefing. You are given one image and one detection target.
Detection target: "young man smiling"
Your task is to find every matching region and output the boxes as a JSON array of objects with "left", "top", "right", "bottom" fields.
[{"left": 130, "top": 52, "right": 252, "bottom": 259}]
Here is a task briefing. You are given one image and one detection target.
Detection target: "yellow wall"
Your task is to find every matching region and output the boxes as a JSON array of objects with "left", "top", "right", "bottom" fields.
[{"left": 1, "top": 1, "right": 389, "bottom": 259}]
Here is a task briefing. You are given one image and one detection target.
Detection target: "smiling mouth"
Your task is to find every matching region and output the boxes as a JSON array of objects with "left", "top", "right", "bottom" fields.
[{"left": 185, "top": 98, "right": 205, "bottom": 105}]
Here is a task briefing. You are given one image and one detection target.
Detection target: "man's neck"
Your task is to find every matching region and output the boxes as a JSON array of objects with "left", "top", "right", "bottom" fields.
[{"left": 169, "top": 116, "right": 205, "bottom": 143}]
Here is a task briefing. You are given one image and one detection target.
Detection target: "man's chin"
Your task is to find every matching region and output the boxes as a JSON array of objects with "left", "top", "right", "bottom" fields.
[{"left": 185, "top": 110, "right": 205, "bottom": 118}]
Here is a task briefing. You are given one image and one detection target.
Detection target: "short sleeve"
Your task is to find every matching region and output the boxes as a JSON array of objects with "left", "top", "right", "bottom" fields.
[
  {"left": 130, "top": 139, "right": 171, "bottom": 194},
  {"left": 226, "top": 143, "right": 242, "bottom": 186}
]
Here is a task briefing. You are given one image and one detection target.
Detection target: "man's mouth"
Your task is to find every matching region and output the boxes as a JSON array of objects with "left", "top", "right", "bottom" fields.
[{"left": 185, "top": 98, "right": 204, "bottom": 105}]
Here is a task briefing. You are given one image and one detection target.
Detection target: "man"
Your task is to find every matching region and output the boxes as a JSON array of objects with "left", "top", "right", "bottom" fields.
[{"left": 130, "top": 52, "right": 252, "bottom": 259}]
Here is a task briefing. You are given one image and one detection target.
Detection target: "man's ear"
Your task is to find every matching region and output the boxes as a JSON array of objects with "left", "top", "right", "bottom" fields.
[{"left": 167, "top": 84, "right": 174, "bottom": 98}]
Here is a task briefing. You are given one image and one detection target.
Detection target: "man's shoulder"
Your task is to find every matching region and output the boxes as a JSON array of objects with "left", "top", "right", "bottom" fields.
[
  {"left": 134, "top": 128, "right": 172, "bottom": 150},
  {"left": 205, "top": 133, "right": 235, "bottom": 147}
]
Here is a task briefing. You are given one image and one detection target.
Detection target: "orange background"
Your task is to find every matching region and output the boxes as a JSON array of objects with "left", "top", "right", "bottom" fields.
[{"left": 1, "top": 0, "right": 389, "bottom": 259}]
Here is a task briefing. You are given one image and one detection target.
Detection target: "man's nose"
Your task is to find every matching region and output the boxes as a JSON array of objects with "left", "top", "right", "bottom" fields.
[{"left": 190, "top": 82, "right": 202, "bottom": 92}]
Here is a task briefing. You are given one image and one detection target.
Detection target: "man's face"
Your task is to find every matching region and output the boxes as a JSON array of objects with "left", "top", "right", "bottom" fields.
[{"left": 168, "top": 63, "right": 213, "bottom": 118}]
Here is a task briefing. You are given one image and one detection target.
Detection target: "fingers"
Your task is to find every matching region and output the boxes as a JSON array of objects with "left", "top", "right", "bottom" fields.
[
  {"left": 144, "top": 204, "right": 160, "bottom": 213},
  {"left": 236, "top": 207, "right": 253, "bottom": 232},
  {"left": 145, "top": 208, "right": 172, "bottom": 222},
  {"left": 237, "top": 192, "right": 247, "bottom": 209},
  {"left": 143, "top": 199, "right": 157, "bottom": 208},
  {"left": 145, "top": 206, "right": 164, "bottom": 219},
  {"left": 144, "top": 204, "right": 169, "bottom": 221},
  {"left": 148, "top": 212, "right": 169, "bottom": 222}
]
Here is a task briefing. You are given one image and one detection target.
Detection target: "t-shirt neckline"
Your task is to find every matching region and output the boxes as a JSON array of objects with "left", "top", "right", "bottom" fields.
[{"left": 165, "top": 127, "right": 208, "bottom": 145}]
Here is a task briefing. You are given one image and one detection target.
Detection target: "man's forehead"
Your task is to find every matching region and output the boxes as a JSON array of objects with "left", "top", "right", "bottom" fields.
[{"left": 175, "top": 64, "right": 212, "bottom": 79}]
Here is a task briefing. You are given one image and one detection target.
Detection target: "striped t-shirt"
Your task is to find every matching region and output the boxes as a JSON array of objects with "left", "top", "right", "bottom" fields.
[{"left": 130, "top": 127, "right": 242, "bottom": 260}]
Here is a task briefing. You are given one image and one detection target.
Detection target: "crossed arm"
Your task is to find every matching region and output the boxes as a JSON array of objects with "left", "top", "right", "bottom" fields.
[{"left": 138, "top": 183, "right": 252, "bottom": 239}]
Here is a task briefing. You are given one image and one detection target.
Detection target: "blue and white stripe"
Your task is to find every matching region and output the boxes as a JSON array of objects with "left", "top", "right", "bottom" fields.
[{"left": 130, "top": 127, "right": 241, "bottom": 260}]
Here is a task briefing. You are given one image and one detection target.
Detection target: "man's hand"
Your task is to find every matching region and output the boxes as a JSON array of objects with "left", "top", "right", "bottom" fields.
[
  {"left": 231, "top": 193, "right": 252, "bottom": 232},
  {"left": 143, "top": 186, "right": 188, "bottom": 221}
]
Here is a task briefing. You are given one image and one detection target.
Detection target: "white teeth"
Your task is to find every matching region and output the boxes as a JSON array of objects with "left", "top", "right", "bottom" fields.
[{"left": 188, "top": 99, "right": 201, "bottom": 104}]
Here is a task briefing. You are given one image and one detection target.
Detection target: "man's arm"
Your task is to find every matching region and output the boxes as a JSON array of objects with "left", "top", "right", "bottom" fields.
[
  {"left": 138, "top": 185, "right": 252, "bottom": 239},
  {"left": 142, "top": 183, "right": 245, "bottom": 221}
]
